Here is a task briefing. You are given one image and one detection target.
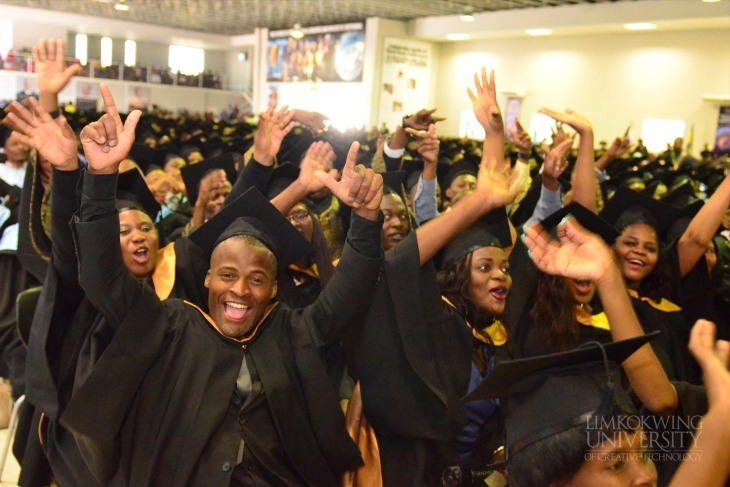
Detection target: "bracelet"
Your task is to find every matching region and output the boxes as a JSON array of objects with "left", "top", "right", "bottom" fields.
[
  {"left": 48, "top": 109, "right": 61, "bottom": 119},
  {"left": 518, "top": 152, "right": 531, "bottom": 161}
]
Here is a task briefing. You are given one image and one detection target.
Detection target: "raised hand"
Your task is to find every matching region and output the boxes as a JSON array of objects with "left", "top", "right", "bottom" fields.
[
  {"left": 689, "top": 319, "right": 730, "bottom": 408},
  {"left": 313, "top": 141, "right": 383, "bottom": 221},
  {"left": 34, "top": 39, "right": 81, "bottom": 96},
  {"left": 523, "top": 217, "right": 613, "bottom": 284},
  {"left": 80, "top": 83, "right": 141, "bottom": 175},
  {"left": 253, "top": 102, "right": 295, "bottom": 166},
  {"left": 471, "top": 153, "right": 521, "bottom": 214},
  {"left": 541, "top": 138, "right": 573, "bottom": 191},
  {"left": 3, "top": 97, "right": 78, "bottom": 171},
  {"left": 405, "top": 124, "right": 439, "bottom": 164},
  {"left": 292, "top": 109, "right": 329, "bottom": 135},
  {"left": 402, "top": 108, "right": 446, "bottom": 131},
  {"left": 467, "top": 68, "right": 503, "bottom": 137},
  {"left": 539, "top": 108, "right": 592, "bottom": 136},
  {"left": 297, "top": 141, "right": 338, "bottom": 194},
  {"left": 507, "top": 119, "right": 532, "bottom": 155}
]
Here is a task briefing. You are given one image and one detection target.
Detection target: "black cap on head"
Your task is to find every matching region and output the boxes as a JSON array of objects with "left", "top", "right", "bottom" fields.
[
  {"left": 600, "top": 186, "right": 682, "bottom": 239},
  {"left": 539, "top": 203, "right": 620, "bottom": 246},
  {"left": 465, "top": 332, "right": 659, "bottom": 457},
  {"left": 180, "top": 153, "right": 238, "bottom": 206},
  {"left": 440, "top": 159, "right": 478, "bottom": 193},
  {"left": 128, "top": 143, "right": 163, "bottom": 175},
  {"left": 380, "top": 171, "right": 407, "bottom": 196},
  {"left": 660, "top": 180, "right": 697, "bottom": 208},
  {"left": 436, "top": 207, "right": 512, "bottom": 270},
  {"left": 189, "top": 187, "right": 313, "bottom": 267},
  {"left": 265, "top": 163, "right": 300, "bottom": 199},
  {"left": 116, "top": 169, "right": 161, "bottom": 219},
  {"left": 401, "top": 159, "right": 424, "bottom": 193}
]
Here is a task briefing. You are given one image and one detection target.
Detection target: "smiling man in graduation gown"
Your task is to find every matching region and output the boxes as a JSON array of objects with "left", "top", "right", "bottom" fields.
[{"left": 56, "top": 85, "right": 385, "bottom": 487}]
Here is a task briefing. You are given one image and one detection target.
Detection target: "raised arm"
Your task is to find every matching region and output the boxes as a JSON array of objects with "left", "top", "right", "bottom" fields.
[
  {"left": 225, "top": 103, "right": 294, "bottom": 205},
  {"left": 270, "top": 141, "right": 337, "bottom": 215},
  {"left": 407, "top": 124, "right": 440, "bottom": 225},
  {"left": 676, "top": 173, "right": 730, "bottom": 277},
  {"left": 415, "top": 69, "right": 519, "bottom": 266},
  {"left": 301, "top": 142, "right": 384, "bottom": 344},
  {"left": 4, "top": 98, "right": 80, "bottom": 282},
  {"left": 669, "top": 320, "right": 730, "bottom": 487},
  {"left": 539, "top": 108, "right": 596, "bottom": 212},
  {"left": 35, "top": 39, "right": 81, "bottom": 117},
  {"left": 73, "top": 84, "right": 149, "bottom": 330},
  {"left": 524, "top": 217, "right": 679, "bottom": 415},
  {"left": 522, "top": 138, "right": 572, "bottom": 228}
]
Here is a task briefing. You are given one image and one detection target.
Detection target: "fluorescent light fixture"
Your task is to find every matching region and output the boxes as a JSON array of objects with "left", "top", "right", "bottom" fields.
[
  {"left": 115, "top": 3, "right": 129, "bottom": 10},
  {"left": 702, "top": 0, "right": 720, "bottom": 3},
  {"left": 460, "top": 14, "right": 475, "bottom": 21},
  {"left": 446, "top": 33, "right": 471, "bottom": 41},
  {"left": 526, "top": 28, "right": 552, "bottom": 36},
  {"left": 624, "top": 22, "right": 657, "bottom": 30},
  {"left": 100, "top": 37, "right": 113, "bottom": 67},
  {"left": 75, "top": 33, "right": 88, "bottom": 66},
  {"left": 124, "top": 40, "right": 136, "bottom": 66}
]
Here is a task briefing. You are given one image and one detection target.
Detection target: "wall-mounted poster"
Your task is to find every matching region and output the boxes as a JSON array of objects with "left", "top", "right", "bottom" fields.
[
  {"left": 76, "top": 81, "right": 98, "bottom": 112},
  {"left": 714, "top": 106, "right": 730, "bottom": 156},
  {"left": 127, "top": 86, "right": 150, "bottom": 112},
  {"left": 378, "top": 38, "right": 432, "bottom": 131},
  {"left": 267, "top": 22, "right": 365, "bottom": 83}
]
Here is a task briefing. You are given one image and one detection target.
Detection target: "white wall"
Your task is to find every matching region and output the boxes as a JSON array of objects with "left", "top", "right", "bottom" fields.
[{"left": 434, "top": 28, "right": 730, "bottom": 151}]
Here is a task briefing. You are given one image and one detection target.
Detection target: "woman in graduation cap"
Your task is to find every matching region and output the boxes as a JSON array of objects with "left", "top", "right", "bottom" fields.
[
  {"left": 509, "top": 216, "right": 728, "bottom": 487},
  {"left": 600, "top": 173, "right": 730, "bottom": 383},
  {"left": 35, "top": 82, "right": 385, "bottom": 487},
  {"left": 342, "top": 68, "right": 524, "bottom": 486}
]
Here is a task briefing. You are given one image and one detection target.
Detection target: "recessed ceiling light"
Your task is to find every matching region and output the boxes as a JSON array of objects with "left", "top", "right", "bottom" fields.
[
  {"left": 446, "top": 33, "right": 471, "bottom": 41},
  {"left": 526, "top": 28, "right": 552, "bottom": 36},
  {"left": 624, "top": 22, "right": 657, "bottom": 30},
  {"left": 291, "top": 23, "right": 304, "bottom": 39},
  {"left": 460, "top": 6, "right": 475, "bottom": 22},
  {"left": 114, "top": 2, "right": 129, "bottom": 10},
  {"left": 702, "top": 0, "right": 720, "bottom": 3}
]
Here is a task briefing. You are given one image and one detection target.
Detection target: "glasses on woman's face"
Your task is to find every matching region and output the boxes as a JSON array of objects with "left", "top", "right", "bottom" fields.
[{"left": 287, "top": 211, "right": 310, "bottom": 222}]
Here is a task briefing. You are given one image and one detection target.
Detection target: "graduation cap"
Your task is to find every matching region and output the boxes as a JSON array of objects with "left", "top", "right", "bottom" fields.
[
  {"left": 464, "top": 332, "right": 660, "bottom": 458},
  {"left": 203, "top": 136, "right": 229, "bottom": 159},
  {"left": 539, "top": 203, "right": 619, "bottom": 245},
  {"left": 381, "top": 171, "right": 407, "bottom": 196},
  {"left": 116, "top": 168, "right": 161, "bottom": 219},
  {"left": 265, "top": 163, "right": 300, "bottom": 199},
  {"left": 189, "top": 187, "right": 313, "bottom": 267},
  {"left": 599, "top": 186, "right": 682, "bottom": 239},
  {"left": 180, "top": 153, "right": 238, "bottom": 206},
  {"left": 436, "top": 207, "right": 512, "bottom": 270},
  {"left": 660, "top": 180, "right": 696, "bottom": 209},
  {"left": 641, "top": 179, "right": 667, "bottom": 200},
  {"left": 401, "top": 159, "right": 425, "bottom": 193},
  {"left": 127, "top": 143, "right": 163, "bottom": 175},
  {"left": 438, "top": 159, "right": 478, "bottom": 194}
]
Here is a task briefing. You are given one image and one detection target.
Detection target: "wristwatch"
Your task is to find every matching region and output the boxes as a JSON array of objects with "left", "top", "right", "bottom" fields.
[{"left": 402, "top": 114, "right": 412, "bottom": 129}]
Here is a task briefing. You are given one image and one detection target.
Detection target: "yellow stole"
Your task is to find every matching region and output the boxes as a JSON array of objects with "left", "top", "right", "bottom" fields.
[
  {"left": 574, "top": 305, "right": 611, "bottom": 331},
  {"left": 627, "top": 289, "right": 682, "bottom": 312},
  {"left": 151, "top": 242, "right": 177, "bottom": 300},
  {"left": 441, "top": 296, "right": 508, "bottom": 346}
]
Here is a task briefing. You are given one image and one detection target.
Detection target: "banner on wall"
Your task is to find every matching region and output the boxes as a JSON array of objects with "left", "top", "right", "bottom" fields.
[
  {"left": 267, "top": 23, "right": 365, "bottom": 83},
  {"left": 378, "top": 38, "right": 432, "bottom": 131},
  {"left": 714, "top": 106, "right": 730, "bottom": 156}
]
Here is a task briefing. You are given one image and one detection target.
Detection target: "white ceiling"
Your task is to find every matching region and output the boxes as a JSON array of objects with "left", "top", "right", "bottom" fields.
[{"left": 0, "top": 0, "right": 637, "bottom": 35}]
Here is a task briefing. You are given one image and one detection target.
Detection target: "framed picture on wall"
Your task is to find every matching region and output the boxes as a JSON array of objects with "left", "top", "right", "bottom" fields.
[
  {"left": 76, "top": 81, "right": 99, "bottom": 112},
  {"left": 16, "top": 75, "right": 38, "bottom": 103},
  {"left": 127, "top": 86, "right": 150, "bottom": 112}
]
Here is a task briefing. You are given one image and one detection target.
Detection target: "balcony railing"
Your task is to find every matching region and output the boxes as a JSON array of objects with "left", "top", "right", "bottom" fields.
[{"left": 1, "top": 53, "right": 227, "bottom": 90}]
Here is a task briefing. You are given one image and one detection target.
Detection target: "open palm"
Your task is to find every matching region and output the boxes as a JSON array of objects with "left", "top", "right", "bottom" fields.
[
  {"left": 467, "top": 68, "right": 503, "bottom": 137},
  {"left": 474, "top": 156, "right": 521, "bottom": 212},
  {"left": 34, "top": 39, "right": 81, "bottom": 95},
  {"left": 4, "top": 98, "right": 77, "bottom": 169},
  {"left": 524, "top": 218, "right": 613, "bottom": 283},
  {"left": 298, "top": 141, "right": 337, "bottom": 194},
  {"left": 254, "top": 102, "right": 295, "bottom": 164},
  {"left": 80, "top": 84, "right": 141, "bottom": 174}
]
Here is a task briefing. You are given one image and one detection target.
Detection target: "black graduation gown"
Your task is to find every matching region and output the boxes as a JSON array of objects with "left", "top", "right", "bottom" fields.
[
  {"left": 56, "top": 191, "right": 382, "bottom": 486},
  {"left": 348, "top": 233, "right": 474, "bottom": 487},
  {"left": 24, "top": 168, "right": 209, "bottom": 486}
]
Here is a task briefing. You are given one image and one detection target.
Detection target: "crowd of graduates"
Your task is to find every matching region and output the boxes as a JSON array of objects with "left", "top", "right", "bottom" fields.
[{"left": 1, "top": 38, "right": 730, "bottom": 487}]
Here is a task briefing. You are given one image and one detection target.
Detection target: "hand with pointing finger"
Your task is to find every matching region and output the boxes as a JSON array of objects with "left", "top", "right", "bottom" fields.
[
  {"left": 541, "top": 138, "right": 573, "bottom": 192},
  {"left": 254, "top": 102, "right": 295, "bottom": 166},
  {"left": 297, "top": 141, "right": 338, "bottom": 194},
  {"left": 467, "top": 68, "right": 503, "bottom": 138},
  {"left": 313, "top": 141, "right": 383, "bottom": 221},
  {"left": 80, "top": 83, "right": 142, "bottom": 175}
]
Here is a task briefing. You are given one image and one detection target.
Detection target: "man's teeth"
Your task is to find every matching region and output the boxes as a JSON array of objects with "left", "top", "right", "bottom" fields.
[{"left": 226, "top": 303, "right": 250, "bottom": 309}]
